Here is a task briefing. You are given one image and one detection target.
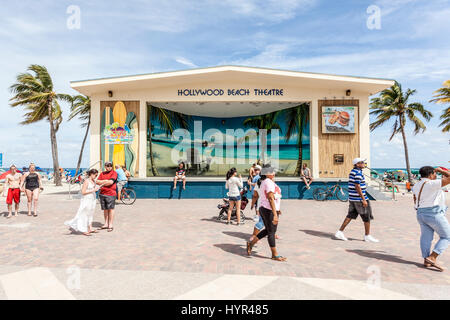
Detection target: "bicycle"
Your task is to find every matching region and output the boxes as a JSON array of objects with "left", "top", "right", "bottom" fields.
[
  {"left": 312, "top": 181, "right": 348, "bottom": 202},
  {"left": 120, "top": 184, "right": 137, "bottom": 205}
]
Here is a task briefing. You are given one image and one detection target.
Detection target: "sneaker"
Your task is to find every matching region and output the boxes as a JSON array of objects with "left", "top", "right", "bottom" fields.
[
  {"left": 364, "top": 235, "right": 379, "bottom": 243},
  {"left": 335, "top": 230, "right": 348, "bottom": 241}
]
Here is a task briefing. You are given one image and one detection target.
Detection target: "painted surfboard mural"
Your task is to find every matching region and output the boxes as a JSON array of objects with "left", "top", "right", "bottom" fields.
[
  {"left": 112, "top": 101, "right": 127, "bottom": 166},
  {"left": 124, "top": 112, "right": 138, "bottom": 176},
  {"left": 129, "top": 114, "right": 139, "bottom": 176},
  {"left": 100, "top": 106, "right": 114, "bottom": 165}
]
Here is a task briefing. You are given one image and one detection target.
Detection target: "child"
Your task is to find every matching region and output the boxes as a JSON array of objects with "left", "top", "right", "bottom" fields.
[{"left": 173, "top": 162, "right": 186, "bottom": 190}]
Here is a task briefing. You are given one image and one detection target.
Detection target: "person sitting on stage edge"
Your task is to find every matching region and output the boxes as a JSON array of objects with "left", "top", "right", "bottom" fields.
[{"left": 173, "top": 162, "right": 186, "bottom": 190}]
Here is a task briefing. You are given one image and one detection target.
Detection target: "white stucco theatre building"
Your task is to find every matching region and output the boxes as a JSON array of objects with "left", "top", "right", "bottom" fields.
[{"left": 70, "top": 65, "right": 394, "bottom": 180}]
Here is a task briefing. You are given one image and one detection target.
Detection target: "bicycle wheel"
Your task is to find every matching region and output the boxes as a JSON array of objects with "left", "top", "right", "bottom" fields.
[
  {"left": 335, "top": 187, "right": 349, "bottom": 202},
  {"left": 121, "top": 188, "right": 136, "bottom": 205},
  {"left": 312, "top": 187, "right": 328, "bottom": 201}
]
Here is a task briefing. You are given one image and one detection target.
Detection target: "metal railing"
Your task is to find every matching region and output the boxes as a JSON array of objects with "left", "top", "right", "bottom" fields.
[
  {"left": 68, "top": 160, "right": 102, "bottom": 199},
  {"left": 364, "top": 167, "right": 398, "bottom": 200}
]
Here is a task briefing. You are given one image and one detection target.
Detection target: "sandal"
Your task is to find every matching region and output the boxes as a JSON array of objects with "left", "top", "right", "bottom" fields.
[
  {"left": 246, "top": 242, "right": 253, "bottom": 256},
  {"left": 107, "top": 227, "right": 114, "bottom": 232},
  {"left": 271, "top": 255, "right": 287, "bottom": 262},
  {"left": 97, "top": 226, "right": 109, "bottom": 230},
  {"left": 425, "top": 257, "right": 444, "bottom": 272},
  {"left": 89, "top": 230, "right": 99, "bottom": 234},
  {"left": 82, "top": 232, "right": 92, "bottom": 236}
]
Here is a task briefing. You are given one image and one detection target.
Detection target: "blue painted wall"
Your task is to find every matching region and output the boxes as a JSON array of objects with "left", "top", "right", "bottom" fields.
[{"left": 128, "top": 180, "right": 375, "bottom": 200}]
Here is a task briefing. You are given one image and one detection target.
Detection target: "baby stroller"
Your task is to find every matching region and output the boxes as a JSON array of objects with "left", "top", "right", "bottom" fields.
[{"left": 217, "top": 186, "right": 248, "bottom": 223}]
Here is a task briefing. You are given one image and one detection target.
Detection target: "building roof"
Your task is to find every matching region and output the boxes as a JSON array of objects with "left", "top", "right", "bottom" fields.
[{"left": 71, "top": 65, "right": 395, "bottom": 97}]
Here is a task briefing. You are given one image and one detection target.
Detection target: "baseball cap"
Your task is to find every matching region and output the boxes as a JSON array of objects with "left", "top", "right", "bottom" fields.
[
  {"left": 104, "top": 161, "right": 113, "bottom": 167},
  {"left": 352, "top": 158, "right": 367, "bottom": 165},
  {"left": 255, "top": 165, "right": 262, "bottom": 170}
]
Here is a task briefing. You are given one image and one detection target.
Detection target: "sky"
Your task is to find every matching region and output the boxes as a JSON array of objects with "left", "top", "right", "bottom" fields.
[{"left": 0, "top": 0, "right": 449, "bottom": 169}]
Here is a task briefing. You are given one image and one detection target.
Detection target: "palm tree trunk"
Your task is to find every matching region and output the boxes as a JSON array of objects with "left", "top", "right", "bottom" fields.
[
  {"left": 147, "top": 110, "right": 158, "bottom": 176},
  {"left": 294, "top": 131, "right": 303, "bottom": 176},
  {"left": 260, "top": 131, "right": 267, "bottom": 165},
  {"left": 75, "top": 119, "right": 90, "bottom": 177},
  {"left": 399, "top": 116, "right": 412, "bottom": 183},
  {"left": 48, "top": 99, "right": 62, "bottom": 186}
]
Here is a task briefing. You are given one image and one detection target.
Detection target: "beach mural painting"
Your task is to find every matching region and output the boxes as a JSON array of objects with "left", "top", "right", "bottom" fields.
[
  {"left": 100, "top": 101, "right": 139, "bottom": 176},
  {"left": 147, "top": 104, "right": 310, "bottom": 177},
  {"left": 321, "top": 106, "right": 356, "bottom": 134}
]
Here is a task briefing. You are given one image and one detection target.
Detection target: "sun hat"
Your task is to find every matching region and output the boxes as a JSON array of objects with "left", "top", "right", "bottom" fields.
[{"left": 352, "top": 157, "right": 367, "bottom": 165}]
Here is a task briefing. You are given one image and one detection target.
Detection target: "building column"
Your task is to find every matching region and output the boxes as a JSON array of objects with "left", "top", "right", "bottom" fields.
[
  {"left": 310, "top": 100, "right": 320, "bottom": 178},
  {"left": 359, "top": 96, "right": 371, "bottom": 169},
  {"left": 138, "top": 100, "right": 147, "bottom": 178},
  {"left": 359, "top": 96, "right": 372, "bottom": 179},
  {"left": 90, "top": 97, "right": 101, "bottom": 171}
]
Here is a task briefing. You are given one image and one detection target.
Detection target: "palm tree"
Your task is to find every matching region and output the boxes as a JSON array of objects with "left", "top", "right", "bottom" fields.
[
  {"left": 430, "top": 80, "right": 450, "bottom": 132},
  {"left": 370, "top": 81, "right": 433, "bottom": 182},
  {"left": 243, "top": 111, "right": 281, "bottom": 164},
  {"left": 10, "top": 64, "right": 72, "bottom": 186},
  {"left": 147, "top": 103, "right": 189, "bottom": 176},
  {"left": 69, "top": 95, "right": 91, "bottom": 177},
  {"left": 284, "top": 103, "right": 310, "bottom": 176}
]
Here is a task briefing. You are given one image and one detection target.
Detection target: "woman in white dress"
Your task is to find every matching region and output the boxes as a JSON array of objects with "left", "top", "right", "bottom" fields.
[{"left": 65, "top": 169, "right": 101, "bottom": 236}]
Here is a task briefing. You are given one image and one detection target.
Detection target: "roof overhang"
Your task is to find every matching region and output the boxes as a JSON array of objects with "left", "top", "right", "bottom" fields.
[{"left": 70, "top": 65, "right": 395, "bottom": 97}]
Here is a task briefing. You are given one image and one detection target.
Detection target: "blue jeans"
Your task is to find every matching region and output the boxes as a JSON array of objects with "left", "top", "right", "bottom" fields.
[{"left": 417, "top": 206, "right": 450, "bottom": 258}]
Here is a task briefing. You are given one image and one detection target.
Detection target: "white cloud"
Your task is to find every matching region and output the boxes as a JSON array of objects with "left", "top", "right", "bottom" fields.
[
  {"left": 224, "top": 0, "right": 317, "bottom": 21},
  {"left": 175, "top": 57, "right": 198, "bottom": 68},
  {"left": 226, "top": 46, "right": 450, "bottom": 81}
]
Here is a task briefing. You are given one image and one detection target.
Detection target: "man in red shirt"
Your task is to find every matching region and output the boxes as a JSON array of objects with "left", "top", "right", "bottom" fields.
[{"left": 96, "top": 162, "right": 118, "bottom": 232}]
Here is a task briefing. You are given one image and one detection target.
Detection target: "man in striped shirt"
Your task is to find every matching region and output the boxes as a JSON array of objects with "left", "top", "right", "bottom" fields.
[{"left": 335, "top": 158, "right": 379, "bottom": 242}]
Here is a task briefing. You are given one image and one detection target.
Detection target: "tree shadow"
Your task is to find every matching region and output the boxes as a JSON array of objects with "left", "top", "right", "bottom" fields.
[
  {"left": 346, "top": 249, "right": 429, "bottom": 269},
  {"left": 299, "top": 229, "right": 363, "bottom": 241},
  {"left": 214, "top": 243, "right": 269, "bottom": 260}
]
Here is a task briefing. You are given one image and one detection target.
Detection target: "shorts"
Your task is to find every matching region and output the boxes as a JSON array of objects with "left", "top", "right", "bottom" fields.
[
  {"left": 229, "top": 195, "right": 241, "bottom": 202},
  {"left": 117, "top": 180, "right": 127, "bottom": 193},
  {"left": 254, "top": 214, "right": 264, "bottom": 230},
  {"left": 6, "top": 188, "right": 21, "bottom": 205},
  {"left": 99, "top": 194, "right": 116, "bottom": 210},
  {"left": 347, "top": 200, "right": 373, "bottom": 222},
  {"left": 175, "top": 175, "right": 186, "bottom": 180}
]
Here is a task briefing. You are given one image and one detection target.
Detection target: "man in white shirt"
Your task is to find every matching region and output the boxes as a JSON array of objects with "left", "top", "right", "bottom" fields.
[{"left": 413, "top": 166, "right": 450, "bottom": 271}]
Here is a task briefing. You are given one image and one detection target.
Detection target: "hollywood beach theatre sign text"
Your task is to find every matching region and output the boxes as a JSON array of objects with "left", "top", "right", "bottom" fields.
[{"left": 177, "top": 88, "right": 285, "bottom": 97}]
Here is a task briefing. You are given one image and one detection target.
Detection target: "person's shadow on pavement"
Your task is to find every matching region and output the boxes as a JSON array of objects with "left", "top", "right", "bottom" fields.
[
  {"left": 299, "top": 229, "right": 363, "bottom": 241},
  {"left": 346, "top": 249, "right": 434, "bottom": 270}
]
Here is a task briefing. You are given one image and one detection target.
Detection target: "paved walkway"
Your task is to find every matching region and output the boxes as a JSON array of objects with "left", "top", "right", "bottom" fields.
[{"left": 0, "top": 190, "right": 449, "bottom": 299}]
